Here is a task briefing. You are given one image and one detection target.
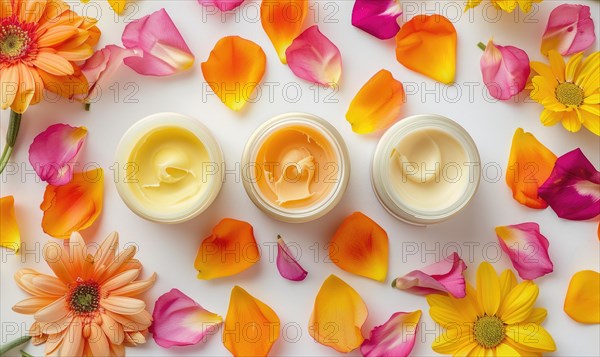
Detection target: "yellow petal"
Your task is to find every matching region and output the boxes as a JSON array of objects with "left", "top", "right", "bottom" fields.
[
  {"left": 524, "top": 308, "right": 547, "bottom": 324},
  {"left": 107, "top": 0, "right": 127, "bottom": 15},
  {"left": 0, "top": 196, "right": 21, "bottom": 253},
  {"left": 476, "top": 262, "right": 500, "bottom": 316},
  {"left": 505, "top": 323, "right": 556, "bottom": 352},
  {"left": 260, "top": 0, "right": 308, "bottom": 63},
  {"left": 498, "top": 281, "right": 539, "bottom": 325},
  {"left": 431, "top": 325, "right": 474, "bottom": 354},
  {"left": 564, "top": 270, "right": 600, "bottom": 324},
  {"left": 561, "top": 109, "right": 582, "bottom": 132},
  {"left": 499, "top": 269, "right": 517, "bottom": 301}
]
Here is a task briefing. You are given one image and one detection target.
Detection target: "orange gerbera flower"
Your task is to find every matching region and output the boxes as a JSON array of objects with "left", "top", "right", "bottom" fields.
[{"left": 12, "top": 232, "right": 157, "bottom": 356}]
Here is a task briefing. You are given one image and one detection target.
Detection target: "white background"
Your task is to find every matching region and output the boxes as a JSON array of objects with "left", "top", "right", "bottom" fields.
[{"left": 1, "top": 1, "right": 599, "bottom": 356}]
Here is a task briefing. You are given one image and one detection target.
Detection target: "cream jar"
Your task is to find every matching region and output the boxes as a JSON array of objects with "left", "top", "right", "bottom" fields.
[
  {"left": 241, "top": 113, "right": 350, "bottom": 223},
  {"left": 372, "top": 114, "right": 480, "bottom": 225},
  {"left": 115, "top": 112, "right": 224, "bottom": 223}
]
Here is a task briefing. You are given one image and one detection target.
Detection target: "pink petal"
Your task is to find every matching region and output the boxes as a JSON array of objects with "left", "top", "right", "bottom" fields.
[
  {"left": 150, "top": 288, "right": 222, "bottom": 348},
  {"left": 495, "top": 222, "right": 554, "bottom": 280},
  {"left": 285, "top": 25, "right": 342, "bottom": 87},
  {"left": 276, "top": 236, "right": 308, "bottom": 281},
  {"left": 352, "top": 0, "right": 402, "bottom": 40},
  {"left": 198, "top": 0, "right": 245, "bottom": 11},
  {"left": 539, "top": 148, "right": 600, "bottom": 221},
  {"left": 392, "top": 252, "right": 467, "bottom": 298},
  {"left": 480, "top": 40, "right": 530, "bottom": 100},
  {"left": 122, "top": 8, "right": 195, "bottom": 76},
  {"left": 541, "top": 4, "right": 596, "bottom": 56},
  {"left": 361, "top": 310, "right": 421, "bottom": 357},
  {"left": 28, "top": 124, "right": 87, "bottom": 186}
]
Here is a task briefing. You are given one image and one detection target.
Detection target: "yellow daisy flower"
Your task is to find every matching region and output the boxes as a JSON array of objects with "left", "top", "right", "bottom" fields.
[
  {"left": 465, "top": 0, "right": 542, "bottom": 13},
  {"left": 530, "top": 50, "right": 600, "bottom": 136},
  {"left": 427, "top": 262, "right": 556, "bottom": 356}
]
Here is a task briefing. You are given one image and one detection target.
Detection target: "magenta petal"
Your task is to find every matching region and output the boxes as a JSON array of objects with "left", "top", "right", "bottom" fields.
[
  {"left": 276, "top": 236, "right": 308, "bottom": 281},
  {"left": 496, "top": 222, "right": 554, "bottom": 280},
  {"left": 361, "top": 310, "right": 421, "bottom": 357},
  {"left": 122, "top": 8, "right": 195, "bottom": 76},
  {"left": 480, "top": 40, "right": 530, "bottom": 100},
  {"left": 392, "top": 252, "right": 467, "bottom": 298},
  {"left": 198, "top": 0, "right": 245, "bottom": 11},
  {"left": 285, "top": 25, "right": 342, "bottom": 87},
  {"left": 541, "top": 4, "right": 596, "bottom": 56},
  {"left": 151, "top": 288, "right": 223, "bottom": 348},
  {"left": 538, "top": 148, "right": 600, "bottom": 220},
  {"left": 352, "top": 0, "right": 402, "bottom": 40},
  {"left": 28, "top": 124, "right": 87, "bottom": 186}
]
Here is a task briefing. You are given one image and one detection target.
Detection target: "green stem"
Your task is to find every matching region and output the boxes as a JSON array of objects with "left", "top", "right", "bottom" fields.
[
  {"left": 0, "top": 336, "right": 31, "bottom": 356},
  {"left": 0, "top": 110, "right": 22, "bottom": 174},
  {"left": 84, "top": 102, "right": 91, "bottom": 111},
  {"left": 477, "top": 42, "right": 486, "bottom": 51}
]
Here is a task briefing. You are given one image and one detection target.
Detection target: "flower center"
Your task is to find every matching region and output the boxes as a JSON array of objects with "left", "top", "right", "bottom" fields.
[
  {"left": 68, "top": 281, "right": 100, "bottom": 314},
  {"left": 555, "top": 82, "right": 584, "bottom": 106},
  {"left": 474, "top": 316, "right": 505, "bottom": 348},
  {"left": 0, "top": 17, "right": 37, "bottom": 63}
]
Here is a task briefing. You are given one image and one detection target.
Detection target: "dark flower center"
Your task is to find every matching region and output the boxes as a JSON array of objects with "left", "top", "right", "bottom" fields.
[
  {"left": 556, "top": 82, "right": 584, "bottom": 106},
  {"left": 69, "top": 281, "right": 100, "bottom": 314},
  {"left": 474, "top": 315, "right": 505, "bottom": 348}
]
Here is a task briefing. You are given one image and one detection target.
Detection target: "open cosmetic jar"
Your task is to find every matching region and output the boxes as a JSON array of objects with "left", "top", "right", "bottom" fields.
[
  {"left": 241, "top": 113, "right": 350, "bottom": 223},
  {"left": 372, "top": 114, "right": 481, "bottom": 225}
]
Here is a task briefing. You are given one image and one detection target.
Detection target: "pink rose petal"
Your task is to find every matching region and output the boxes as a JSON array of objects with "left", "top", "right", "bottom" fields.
[
  {"left": 285, "top": 25, "right": 342, "bottom": 87},
  {"left": 352, "top": 0, "right": 402, "bottom": 40},
  {"left": 392, "top": 252, "right": 467, "bottom": 298},
  {"left": 361, "top": 310, "right": 421, "bottom": 357},
  {"left": 496, "top": 222, "right": 554, "bottom": 280},
  {"left": 276, "top": 236, "right": 308, "bottom": 281},
  {"left": 539, "top": 148, "right": 600, "bottom": 221},
  {"left": 541, "top": 4, "right": 596, "bottom": 56},
  {"left": 198, "top": 0, "right": 245, "bottom": 11},
  {"left": 122, "top": 8, "right": 195, "bottom": 76},
  {"left": 480, "top": 40, "right": 530, "bottom": 100},
  {"left": 28, "top": 124, "right": 87, "bottom": 186},
  {"left": 151, "top": 288, "right": 223, "bottom": 348}
]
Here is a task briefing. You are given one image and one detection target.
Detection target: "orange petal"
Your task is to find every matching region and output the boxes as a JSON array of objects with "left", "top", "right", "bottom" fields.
[
  {"left": 345, "top": 69, "right": 405, "bottom": 134},
  {"left": 37, "top": 67, "right": 89, "bottom": 99},
  {"left": 260, "top": 0, "right": 308, "bottom": 63},
  {"left": 329, "top": 212, "right": 388, "bottom": 281},
  {"left": 309, "top": 274, "right": 368, "bottom": 353},
  {"left": 40, "top": 168, "right": 104, "bottom": 239},
  {"left": 194, "top": 218, "right": 260, "bottom": 280},
  {"left": 564, "top": 270, "right": 600, "bottom": 324},
  {"left": 506, "top": 128, "right": 557, "bottom": 209},
  {"left": 223, "top": 286, "right": 280, "bottom": 356},
  {"left": 395, "top": 14, "right": 457, "bottom": 84},
  {"left": 1, "top": 196, "right": 21, "bottom": 253},
  {"left": 201, "top": 36, "right": 266, "bottom": 111}
]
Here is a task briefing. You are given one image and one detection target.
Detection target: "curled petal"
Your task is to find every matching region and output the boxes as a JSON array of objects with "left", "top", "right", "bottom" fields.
[
  {"left": 351, "top": 0, "right": 402, "bottom": 40},
  {"left": 198, "top": 0, "right": 245, "bottom": 11},
  {"left": 194, "top": 218, "right": 260, "bottom": 280},
  {"left": 122, "top": 8, "right": 195, "bottom": 76},
  {"left": 285, "top": 25, "right": 342, "bottom": 87},
  {"left": 346, "top": 69, "right": 404, "bottom": 134},
  {"left": 40, "top": 168, "right": 104, "bottom": 239},
  {"left": 564, "top": 270, "right": 600, "bottom": 324},
  {"left": 276, "top": 235, "right": 308, "bottom": 281},
  {"left": 201, "top": 36, "right": 266, "bottom": 111},
  {"left": 506, "top": 128, "right": 557, "bottom": 209},
  {"left": 329, "top": 212, "right": 388, "bottom": 282},
  {"left": 395, "top": 14, "right": 457, "bottom": 84},
  {"left": 0, "top": 196, "right": 21, "bottom": 253},
  {"left": 538, "top": 148, "right": 600, "bottom": 220},
  {"left": 223, "top": 286, "right": 280, "bottom": 356},
  {"left": 360, "top": 310, "right": 421, "bottom": 357},
  {"left": 541, "top": 4, "right": 596, "bottom": 56},
  {"left": 495, "top": 222, "right": 553, "bottom": 280},
  {"left": 392, "top": 252, "right": 467, "bottom": 298},
  {"left": 151, "top": 288, "right": 223, "bottom": 348},
  {"left": 28, "top": 124, "right": 87, "bottom": 186},
  {"left": 260, "top": 0, "right": 308, "bottom": 63},
  {"left": 480, "top": 40, "right": 530, "bottom": 100}
]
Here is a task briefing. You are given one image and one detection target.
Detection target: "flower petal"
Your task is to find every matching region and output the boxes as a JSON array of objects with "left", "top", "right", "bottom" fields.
[
  {"left": 476, "top": 261, "right": 501, "bottom": 316},
  {"left": 495, "top": 223, "right": 553, "bottom": 280},
  {"left": 198, "top": 0, "right": 245, "bottom": 11},
  {"left": 480, "top": 40, "right": 530, "bottom": 100},
  {"left": 538, "top": 148, "right": 600, "bottom": 220},
  {"left": 360, "top": 310, "right": 421, "bottom": 357},
  {"left": 0, "top": 196, "right": 21, "bottom": 253},
  {"left": 223, "top": 286, "right": 280, "bottom": 356},
  {"left": 498, "top": 281, "right": 539, "bottom": 325},
  {"left": 276, "top": 235, "right": 308, "bottom": 281},
  {"left": 260, "top": 0, "right": 308, "bottom": 63},
  {"left": 122, "top": 8, "right": 195, "bottom": 76},
  {"left": 40, "top": 168, "right": 104, "bottom": 239},
  {"left": 351, "top": 0, "right": 401, "bottom": 40},
  {"left": 345, "top": 69, "right": 404, "bottom": 134},
  {"left": 505, "top": 323, "right": 556, "bottom": 352},
  {"left": 201, "top": 36, "right": 266, "bottom": 111},
  {"left": 564, "top": 270, "right": 600, "bottom": 324},
  {"left": 392, "top": 252, "right": 467, "bottom": 298},
  {"left": 541, "top": 4, "right": 596, "bottom": 56},
  {"left": 309, "top": 275, "right": 368, "bottom": 353},
  {"left": 506, "top": 128, "right": 557, "bottom": 209},
  {"left": 151, "top": 288, "right": 223, "bottom": 348},
  {"left": 285, "top": 25, "right": 342, "bottom": 87},
  {"left": 194, "top": 218, "right": 260, "bottom": 279},
  {"left": 329, "top": 212, "right": 388, "bottom": 282},
  {"left": 395, "top": 14, "right": 457, "bottom": 84}
]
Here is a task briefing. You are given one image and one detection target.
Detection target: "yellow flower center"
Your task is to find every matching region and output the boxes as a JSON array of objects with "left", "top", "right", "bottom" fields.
[
  {"left": 555, "top": 82, "right": 584, "bottom": 106},
  {"left": 0, "top": 18, "right": 37, "bottom": 63},
  {"left": 474, "top": 316, "right": 505, "bottom": 348},
  {"left": 69, "top": 281, "right": 100, "bottom": 314}
]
